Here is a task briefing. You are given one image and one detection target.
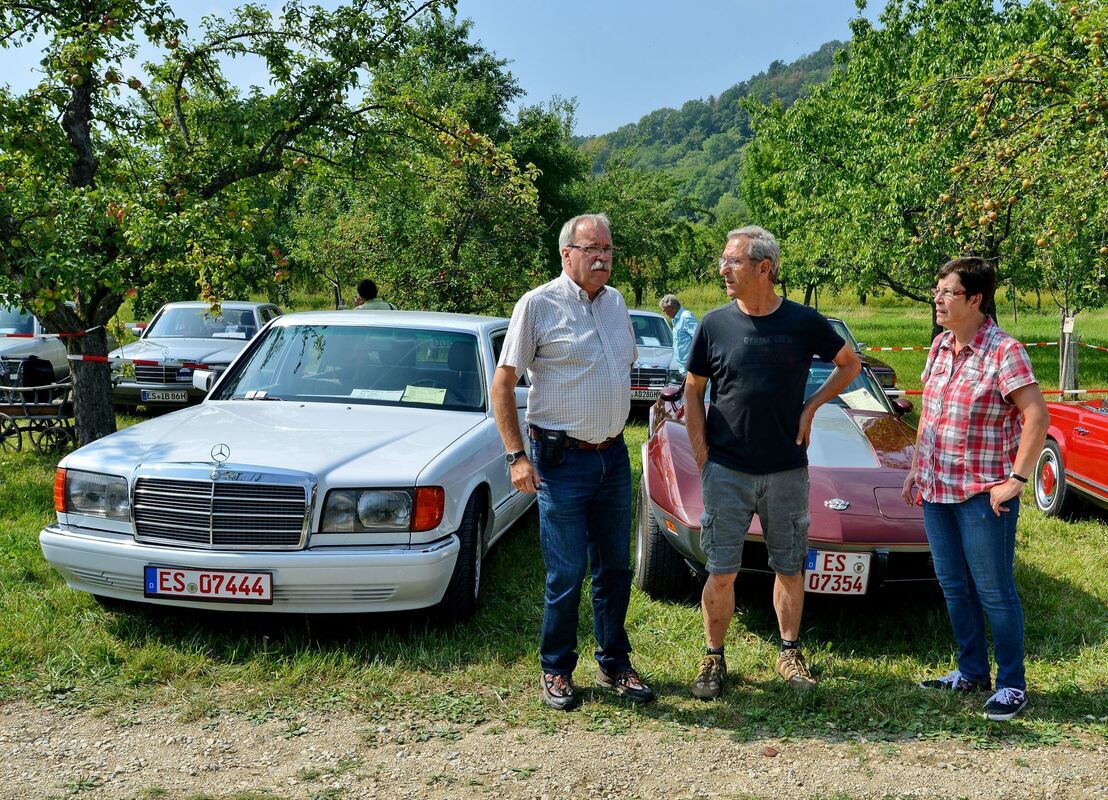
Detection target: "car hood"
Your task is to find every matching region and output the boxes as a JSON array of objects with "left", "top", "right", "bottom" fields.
[
  {"left": 808, "top": 406, "right": 916, "bottom": 470},
  {"left": 0, "top": 338, "right": 41, "bottom": 359},
  {"left": 634, "top": 346, "right": 672, "bottom": 369},
  {"left": 61, "top": 402, "right": 484, "bottom": 483},
  {"left": 110, "top": 337, "right": 249, "bottom": 367}
]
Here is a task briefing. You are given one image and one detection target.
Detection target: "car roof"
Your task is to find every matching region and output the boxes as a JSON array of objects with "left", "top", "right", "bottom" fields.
[
  {"left": 160, "top": 301, "right": 276, "bottom": 310},
  {"left": 271, "top": 309, "right": 508, "bottom": 334},
  {"left": 629, "top": 309, "right": 666, "bottom": 319}
]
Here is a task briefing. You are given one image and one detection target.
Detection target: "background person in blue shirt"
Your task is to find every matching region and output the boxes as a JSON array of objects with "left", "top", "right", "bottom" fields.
[{"left": 660, "top": 294, "right": 697, "bottom": 374}]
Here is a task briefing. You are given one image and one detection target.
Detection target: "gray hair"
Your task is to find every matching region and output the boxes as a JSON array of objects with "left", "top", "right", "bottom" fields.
[
  {"left": 659, "top": 294, "right": 681, "bottom": 311},
  {"left": 727, "top": 225, "right": 781, "bottom": 282},
  {"left": 559, "top": 213, "right": 611, "bottom": 250}
]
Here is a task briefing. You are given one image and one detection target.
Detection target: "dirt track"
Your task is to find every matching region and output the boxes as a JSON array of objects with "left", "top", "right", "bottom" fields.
[{"left": 3, "top": 701, "right": 1106, "bottom": 800}]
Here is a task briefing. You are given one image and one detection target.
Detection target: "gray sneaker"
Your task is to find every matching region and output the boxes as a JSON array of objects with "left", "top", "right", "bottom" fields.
[
  {"left": 691, "top": 654, "right": 726, "bottom": 700},
  {"left": 775, "top": 648, "right": 817, "bottom": 690}
]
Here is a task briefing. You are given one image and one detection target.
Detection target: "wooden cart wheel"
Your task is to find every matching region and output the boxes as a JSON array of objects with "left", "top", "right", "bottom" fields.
[
  {"left": 30, "top": 426, "right": 70, "bottom": 455},
  {"left": 0, "top": 414, "right": 21, "bottom": 453}
]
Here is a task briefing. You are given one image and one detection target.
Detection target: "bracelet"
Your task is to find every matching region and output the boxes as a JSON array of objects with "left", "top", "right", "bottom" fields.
[{"left": 1009, "top": 472, "right": 1028, "bottom": 483}]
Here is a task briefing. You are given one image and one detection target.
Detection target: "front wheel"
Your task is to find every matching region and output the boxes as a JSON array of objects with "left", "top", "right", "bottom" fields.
[
  {"left": 436, "top": 493, "right": 485, "bottom": 621},
  {"left": 1033, "top": 439, "right": 1071, "bottom": 517},
  {"left": 633, "top": 479, "right": 691, "bottom": 600}
]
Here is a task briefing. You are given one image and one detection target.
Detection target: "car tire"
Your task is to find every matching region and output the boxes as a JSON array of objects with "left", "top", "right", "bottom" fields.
[
  {"left": 1034, "top": 439, "right": 1072, "bottom": 517},
  {"left": 633, "top": 479, "right": 690, "bottom": 600},
  {"left": 437, "top": 493, "right": 485, "bottom": 621}
]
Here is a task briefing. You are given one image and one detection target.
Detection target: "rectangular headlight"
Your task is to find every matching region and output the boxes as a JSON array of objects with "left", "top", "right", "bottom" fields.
[
  {"left": 321, "top": 489, "right": 413, "bottom": 532},
  {"left": 65, "top": 470, "right": 130, "bottom": 520}
]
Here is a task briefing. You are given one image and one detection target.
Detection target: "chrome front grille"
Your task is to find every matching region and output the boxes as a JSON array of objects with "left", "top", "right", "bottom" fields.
[
  {"left": 630, "top": 366, "right": 667, "bottom": 388},
  {"left": 134, "top": 475, "right": 309, "bottom": 549},
  {"left": 134, "top": 365, "right": 193, "bottom": 384}
]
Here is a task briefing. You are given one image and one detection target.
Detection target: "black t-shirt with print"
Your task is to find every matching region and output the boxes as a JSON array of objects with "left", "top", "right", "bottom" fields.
[{"left": 685, "top": 299, "right": 845, "bottom": 474}]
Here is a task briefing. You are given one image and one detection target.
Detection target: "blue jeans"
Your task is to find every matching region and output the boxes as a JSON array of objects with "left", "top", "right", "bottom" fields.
[
  {"left": 534, "top": 438, "right": 633, "bottom": 677},
  {"left": 923, "top": 493, "right": 1026, "bottom": 691}
]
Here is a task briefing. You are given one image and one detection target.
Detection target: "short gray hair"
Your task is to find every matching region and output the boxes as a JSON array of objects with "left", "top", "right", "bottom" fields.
[
  {"left": 559, "top": 213, "right": 611, "bottom": 250},
  {"left": 727, "top": 225, "right": 781, "bottom": 282},
  {"left": 659, "top": 294, "right": 681, "bottom": 311}
]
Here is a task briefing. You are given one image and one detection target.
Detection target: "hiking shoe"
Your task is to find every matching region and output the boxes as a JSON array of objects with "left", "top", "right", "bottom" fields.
[
  {"left": 540, "top": 673, "right": 578, "bottom": 711},
  {"left": 595, "top": 665, "right": 655, "bottom": 703},
  {"left": 691, "top": 654, "right": 726, "bottom": 700},
  {"left": 775, "top": 648, "right": 817, "bottom": 690},
  {"left": 984, "top": 688, "right": 1028, "bottom": 721},
  {"left": 918, "top": 669, "right": 991, "bottom": 693}
]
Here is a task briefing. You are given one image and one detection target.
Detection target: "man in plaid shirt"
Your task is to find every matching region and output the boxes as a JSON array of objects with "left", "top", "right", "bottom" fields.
[{"left": 902, "top": 257, "right": 1048, "bottom": 722}]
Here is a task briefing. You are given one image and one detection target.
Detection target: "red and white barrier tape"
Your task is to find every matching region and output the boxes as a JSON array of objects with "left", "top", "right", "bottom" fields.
[
  {"left": 887, "top": 387, "right": 1108, "bottom": 397},
  {"left": 1078, "top": 342, "right": 1108, "bottom": 353},
  {"left": 866, "top": 341, "right": 1059, "bottom": 351}
]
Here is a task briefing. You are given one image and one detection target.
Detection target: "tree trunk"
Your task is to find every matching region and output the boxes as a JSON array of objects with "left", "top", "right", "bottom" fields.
[
  {"left": 633, "top": 283, "right": 644, "bottom": 308},
  {"left": 803, "top": 283, "right": 815, "bottom": 306},
  {"left": 858, "top": 290, "right": 867, "bottom": 306},
  {"left": 69, "top": 328, "right": 117, "bottom": 447}
]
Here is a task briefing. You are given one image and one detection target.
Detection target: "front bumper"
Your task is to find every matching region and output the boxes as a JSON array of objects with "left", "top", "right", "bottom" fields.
[
  {"left": 40, "top": 524, "right": 461, "bottom": 613},
  {"left": 112, "top": 381, "right": 207, "bottom": 405}
]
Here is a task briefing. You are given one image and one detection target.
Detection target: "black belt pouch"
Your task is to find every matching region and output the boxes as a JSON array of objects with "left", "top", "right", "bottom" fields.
[{"left": 536, "top": 428, "right": 567, "bottom": 468}]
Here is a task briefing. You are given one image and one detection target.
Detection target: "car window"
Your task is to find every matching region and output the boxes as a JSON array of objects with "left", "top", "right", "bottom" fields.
[
  {"left": 261, "top": 307, "right": 281, "bottom": 323},
  {"left": 145, "top": 307, "right": 252, "bottom": 340},
  {"left": 805, "top": 362, "right": 893, "bottom": 413},
  {"left": 630, "top": 314, "right": 673, "bottom": 347},
  {"left": 827, "top": 319, "right": 860, "bottom": 351},
  {"left": 491, "top": 330, "right": 528, "bottom": 387},
  {"left": 214, "top": 325, "right": 486, "bottom": 411},
  {"left": 0, "top": 305, "right": 35, "bottom": 335}
]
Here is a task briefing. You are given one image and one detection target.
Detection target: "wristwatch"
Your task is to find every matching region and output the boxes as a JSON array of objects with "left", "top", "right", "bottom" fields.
[
  {"left": 505, "top": 449, "right": 527, "bottom": 465},
  {"left": 1009, "top": 471, "right": 1028, "bottom": 483}
]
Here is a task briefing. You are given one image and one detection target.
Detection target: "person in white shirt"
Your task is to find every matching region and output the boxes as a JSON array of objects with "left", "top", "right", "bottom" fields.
[{"left": 491, "top": 213, "right": 655, "bottom": 711}]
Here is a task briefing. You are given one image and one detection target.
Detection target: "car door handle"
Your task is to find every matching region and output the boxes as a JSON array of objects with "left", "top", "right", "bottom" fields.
[{"left": 1075, "top": 426, "right": 1089, "bottom": 436}]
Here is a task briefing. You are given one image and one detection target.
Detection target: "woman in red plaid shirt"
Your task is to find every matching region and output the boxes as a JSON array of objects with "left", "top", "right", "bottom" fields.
[{"left": 901, "top": 257, "right": 1048, "bottom": 722}]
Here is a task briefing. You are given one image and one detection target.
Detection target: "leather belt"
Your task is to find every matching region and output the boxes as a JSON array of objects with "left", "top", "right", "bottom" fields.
[{"left": 529, "top": 425, "right": 623, "bottom": 452}]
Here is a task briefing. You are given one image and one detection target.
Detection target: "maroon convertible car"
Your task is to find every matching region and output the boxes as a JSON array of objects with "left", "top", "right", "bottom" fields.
[{"left": 636, "top": 362, "right": 934, "bottom": 599}]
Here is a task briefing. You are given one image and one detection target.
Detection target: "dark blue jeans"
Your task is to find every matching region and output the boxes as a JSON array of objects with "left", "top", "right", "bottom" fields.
[
  {"left": 534, "top": 438, "right": 633, "bottom": 677},
  {"left": 923, "top": 493, "right": 1026, "bottom": 691}
]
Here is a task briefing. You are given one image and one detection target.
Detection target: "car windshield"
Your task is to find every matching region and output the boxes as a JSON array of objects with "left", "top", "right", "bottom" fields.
[
  {"left": 805, "top": 362, "right": 893, "bottom": 413},
  {"left": 145, "top": 307, "right": 257, "bottom": 339},
  {"left": 631, "top": 314, "right": 673, "bottom": 347},
  {"left": 213, "top": 325, "right": 485, "bottom": 411},
  {"left": 827, "top": 318, "right": 860, "bottom": 351},
  {"left": 0, "top": 305, "right": 35, "bottom": 335}
]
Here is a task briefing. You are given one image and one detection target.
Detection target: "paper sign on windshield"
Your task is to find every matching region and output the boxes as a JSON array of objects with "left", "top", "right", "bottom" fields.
[
  {"left": 402, "top": 386, "right": 447, "bottom": 404},
  {"left": 838, "top": 388, "right": 888, "bottom": 413},
  {"left": 640, "top": 336, "right": 661, "bottom": 346},
  {"left": 350, "top": 389, "right": 404, "bottom": 401}
]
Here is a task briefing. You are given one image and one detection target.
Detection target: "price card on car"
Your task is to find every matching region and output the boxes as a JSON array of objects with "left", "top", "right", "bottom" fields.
[
  {"left": 144, "top": 566, "right": 273, "bottom": 604},
  {"left": 803, "top": 550, "right": 870, "bottom": 595}
]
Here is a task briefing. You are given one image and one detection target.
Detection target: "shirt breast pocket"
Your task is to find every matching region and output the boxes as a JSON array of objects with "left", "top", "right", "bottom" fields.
[{"left": 540, "top": 326, "right": 592, "bottom": 365}]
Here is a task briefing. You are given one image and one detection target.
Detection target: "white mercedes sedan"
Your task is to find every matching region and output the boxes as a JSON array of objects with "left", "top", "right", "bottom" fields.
[{"left": 40, "top": 311, "right": 534, "bottom": 618}]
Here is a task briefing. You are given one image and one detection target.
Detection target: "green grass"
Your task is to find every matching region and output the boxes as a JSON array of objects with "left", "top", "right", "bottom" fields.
[{"left": 1, "top": 302, "right": 1106, "bottom": 749}]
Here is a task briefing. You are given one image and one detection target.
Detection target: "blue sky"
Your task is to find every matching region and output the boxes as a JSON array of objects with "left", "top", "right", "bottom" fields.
[{"left": 1, "top": 1, "right": 884, "bottom": 136}]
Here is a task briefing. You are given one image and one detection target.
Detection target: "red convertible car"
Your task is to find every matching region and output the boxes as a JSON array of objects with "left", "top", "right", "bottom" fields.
[
  {"left": 636, "top": 362, "right": 934, "bottom": 599},
  {"left": 1033, "top": 399, "right": 1108, "bottom": 516}
]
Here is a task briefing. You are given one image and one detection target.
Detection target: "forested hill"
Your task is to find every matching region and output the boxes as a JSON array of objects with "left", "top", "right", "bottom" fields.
[{"left": 578, "top": 40, "right": 844, "bottom": 218}]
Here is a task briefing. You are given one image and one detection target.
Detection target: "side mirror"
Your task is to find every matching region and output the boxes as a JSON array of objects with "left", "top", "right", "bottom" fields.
[
  {"left": 514, "top": 385, "right": 529, "bottom": 410},
  {"left": 856, "top": 341, "right": 867, "bottom": 351},
  {"left": 660, "top": 385, "right": 683, "bottom": 403},
  {"left": 129, "top": 325, "right": 144, "bottom": 337},
  {"left": 192, "top": 369, "right": 216, "bottom": 393},
  {"left": 892, "top": 398, "right": 913, "bottom": 415}
]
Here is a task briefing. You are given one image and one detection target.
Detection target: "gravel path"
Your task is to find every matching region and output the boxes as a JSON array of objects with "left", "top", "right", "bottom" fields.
[{"left": 3, "top": 701, "right": 1105, "bottom": 800}]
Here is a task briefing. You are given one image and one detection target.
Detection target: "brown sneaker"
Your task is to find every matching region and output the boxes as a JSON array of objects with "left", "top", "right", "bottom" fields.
[
  {"left": 596, "top": 665, "right": 655, "bottom": 703},
  {"left": 691, "top": 654, "right": 726, "bottom": 700},
  {"left": 775, "top": 648, "right": 816, "bottom": 690}
]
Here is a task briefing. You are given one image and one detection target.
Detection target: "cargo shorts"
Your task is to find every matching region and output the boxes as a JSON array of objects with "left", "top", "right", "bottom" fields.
[{"left": 699, "top": 461, "right": 810, "bottom": 576}]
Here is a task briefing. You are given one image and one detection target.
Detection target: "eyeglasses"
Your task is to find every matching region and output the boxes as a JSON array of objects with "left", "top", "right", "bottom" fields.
[
  {"left": 719, "top": 256, "right": 760, "bottom": 269},
  {"left": 566, "top": 244, "right": 615, "bottom": 257},
  {"left": 930, "top": 288, "right": 967, "bottom": 300}
]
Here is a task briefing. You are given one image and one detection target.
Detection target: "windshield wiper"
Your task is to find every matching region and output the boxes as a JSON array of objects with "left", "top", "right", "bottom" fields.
[{"left": 237, "top": 390, "right": 283, "bottom": 401}]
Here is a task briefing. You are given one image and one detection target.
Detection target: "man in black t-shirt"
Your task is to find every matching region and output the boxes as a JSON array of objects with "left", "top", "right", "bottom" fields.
[{"left": 684, "top": 225, "right": 860, "bottom": 701}]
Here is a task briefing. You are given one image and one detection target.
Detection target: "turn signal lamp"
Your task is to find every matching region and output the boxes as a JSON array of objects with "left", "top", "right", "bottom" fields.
[
  {"left": 412, "top": 487, "right": 446, "bottom": 532},
  {"left": 53, "top": 468, "right": 67, "bottom": 513}
]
